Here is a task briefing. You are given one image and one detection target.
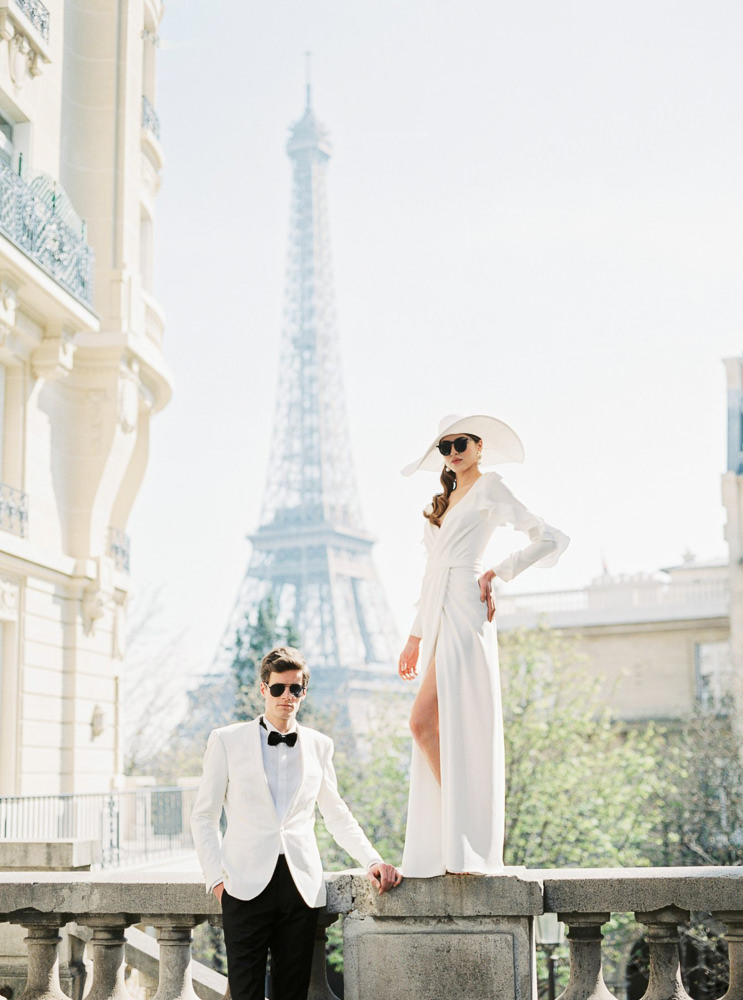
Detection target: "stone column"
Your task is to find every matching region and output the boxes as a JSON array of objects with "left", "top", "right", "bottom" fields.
[
  {"left": 79, "top": 916, "right": 137, "bottom": 1000},
  {"left": 147, "top": 918, "right": 201, "bottom": 1000},
  {"left": 635, "top": 906, "right": 692, "bottom": 1000},
  {"left": 713, "top": 913, "right": 743, "bottom": 1000},
  {"left": 556, "top": 913, "right": 616, "bottom": 1000},
  {"left": 14, "top": 918, "right": 71, "bottom": 1000}
]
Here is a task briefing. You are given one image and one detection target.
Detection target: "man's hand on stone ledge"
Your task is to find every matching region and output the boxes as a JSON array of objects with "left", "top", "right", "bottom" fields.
[
  {"left": 367, "top": 863, "right": 403, "bottom": 894},
  {"left": 212, "top": 881, "right": 225, "bottom": 903}
]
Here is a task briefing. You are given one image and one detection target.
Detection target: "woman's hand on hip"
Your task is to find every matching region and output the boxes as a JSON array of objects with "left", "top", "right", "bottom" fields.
[
  {"left": 478, "top": 569, "right": 496, "bottom": 622},
  {"left": 398, "top": 635, "right": 421, "bottom": 681}
]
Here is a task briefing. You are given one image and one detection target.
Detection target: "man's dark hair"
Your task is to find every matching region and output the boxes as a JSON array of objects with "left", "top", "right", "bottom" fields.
[{"left": 260, "top": 646, "right": 311, "bottom": 687}]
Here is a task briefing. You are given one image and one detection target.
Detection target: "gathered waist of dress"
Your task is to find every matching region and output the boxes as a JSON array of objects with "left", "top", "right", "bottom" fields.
[{"left": 424, "top": 559, "right": 483, "bottom": 575}]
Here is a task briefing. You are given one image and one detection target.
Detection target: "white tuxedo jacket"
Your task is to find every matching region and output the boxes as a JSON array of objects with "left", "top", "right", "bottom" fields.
[{"left": 190, "top": 718, "right": 380, "bottom": 907}]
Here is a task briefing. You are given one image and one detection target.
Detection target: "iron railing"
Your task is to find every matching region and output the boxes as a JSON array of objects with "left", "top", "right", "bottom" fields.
[
  {"left": 141, "top": 94, "right": 161, "bottom": 141},
  {"left": 107, "top": 526, "right": 131, "bottom": 573},
  {"left": 11, "top": 0, "right": 49, "bottom": 41},
  {"left": 0, "top": 481, "right": 27, "bottom": 537},
  {"left": 0, "top": 159, "right": 94, "bottom": 306},
  {"left": 0, "top": 786, "right": 197, "bottom": 868}
]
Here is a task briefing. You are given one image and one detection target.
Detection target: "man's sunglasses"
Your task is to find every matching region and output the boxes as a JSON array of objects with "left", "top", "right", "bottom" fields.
[
  {"left": 438, "top": 436, "right": 472, "bottom": 457},
  {"left": 266, "top": 682, "right": 306, "bottom": 698}
]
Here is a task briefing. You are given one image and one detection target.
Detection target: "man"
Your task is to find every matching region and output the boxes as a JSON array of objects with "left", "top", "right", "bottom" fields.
[{"left": 191, "top": 645, "right": 402, "bottom": 1000}]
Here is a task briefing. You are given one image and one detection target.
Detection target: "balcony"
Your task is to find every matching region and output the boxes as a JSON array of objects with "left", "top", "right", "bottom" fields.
[
  {"left": 141, "top": 95, "right": 160, "bottom": 142},
  {"left": 0, "top": 867, "right": 741, "bottom": 1000},
  {"left": 0, "top": 481, "right": 27, "bottom": 537},
  {"left": 11, "top": 0, "right": 49, "bottom": 41},
  {"left": 107, "top": 526, "right": 131, "bottom": 574},
  {"left": 0, "top": 160, "right": 94, "bottom": 307}
]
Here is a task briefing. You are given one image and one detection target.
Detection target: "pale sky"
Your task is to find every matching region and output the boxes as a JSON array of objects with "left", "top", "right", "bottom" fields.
[{"left": 128, "top": 0, "right": 743, "bottom": 680}]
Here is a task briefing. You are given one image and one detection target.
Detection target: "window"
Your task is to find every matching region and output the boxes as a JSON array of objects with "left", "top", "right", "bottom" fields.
[
  {"left": 0, "top": 113, "right": 13, "bottom": 166},
  {"left": 695, "top": 640, "right": 733, "bottom": 713}
]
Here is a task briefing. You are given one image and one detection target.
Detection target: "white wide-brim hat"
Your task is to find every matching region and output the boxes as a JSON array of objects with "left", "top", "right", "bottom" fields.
[{"left": 401, "top": 413, "right": 525, "bottom": 477}]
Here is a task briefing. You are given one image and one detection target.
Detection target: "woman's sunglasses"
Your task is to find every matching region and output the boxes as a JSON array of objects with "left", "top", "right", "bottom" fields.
[
  {"left": 438, "top": 436, "right": 472, "bottom": 457},
  {"left": 266, "top": 682, "right": 306, "bottom": 698}
]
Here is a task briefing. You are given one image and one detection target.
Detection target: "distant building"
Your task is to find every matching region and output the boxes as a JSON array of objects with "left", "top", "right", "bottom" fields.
[
  {"left": 497, "top": 556, "right": 730, "bottom": 721},
  {"left": 0, "top": 0, "right": 170, "bottom": 795},
  {"left": 497, "top": 352, "right": 743, "bottom": 726}
]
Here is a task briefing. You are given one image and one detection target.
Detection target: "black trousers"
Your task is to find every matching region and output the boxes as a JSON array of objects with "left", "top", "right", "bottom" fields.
[{"left": 221, "top": 856, "right": 320, "bottom": 1000}]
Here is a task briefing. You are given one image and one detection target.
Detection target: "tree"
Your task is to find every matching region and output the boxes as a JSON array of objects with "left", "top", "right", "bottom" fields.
[{"left": 500, "top": 626, "right": 667, "bottom": 868}]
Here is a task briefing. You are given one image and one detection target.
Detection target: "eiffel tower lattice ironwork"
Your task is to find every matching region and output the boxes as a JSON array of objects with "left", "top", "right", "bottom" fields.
[{"left": 223, "top": 87, "right": 398, "bottom": 690}]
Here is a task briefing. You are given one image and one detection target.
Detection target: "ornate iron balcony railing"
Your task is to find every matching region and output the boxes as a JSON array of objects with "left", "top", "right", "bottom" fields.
[
  {"left": 11, "top": 0, "right": 49, "bottom": 41},
  {"left": 0, "top": 481, "right": 27, "bottom": 537},
  {"left": 0, "top": 160, "right": 93, "bottom": 306},
  {"left": 107, "top": 526, "right": 130, "bottom": 574},
  {"left": 141, "top": 94, "right": 161, "bottom": 141}
]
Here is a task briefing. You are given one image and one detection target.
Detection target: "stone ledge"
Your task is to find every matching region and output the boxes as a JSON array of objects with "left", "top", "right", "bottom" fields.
[
  {"left": 527, "top": 866, "right": 743, "bottom": 913},
  {"left": 2, "top": 867, "right": 743, "bottom": 922},
  {"left": 327, "top": 870, "right": 543, "bottom": 917},
  {"left": 0, "top": 839, "right": 101, "bottom": 871}
]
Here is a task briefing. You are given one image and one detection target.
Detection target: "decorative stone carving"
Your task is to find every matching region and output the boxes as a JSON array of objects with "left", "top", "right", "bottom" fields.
[
  {"left": 81, "top": 557, "right": 115, "bottom": 635},
  {"left": 32, "top": 331, "right": 76, "bottom": 380},
  {"left": 0, "top": 574, "right": 19, "bottom": 621},
  {"left": 0, "top": 2, "right": 51, "bottom": 88},
  {"left": 118, "top": 363, "right": 140, "bottom": 434}
]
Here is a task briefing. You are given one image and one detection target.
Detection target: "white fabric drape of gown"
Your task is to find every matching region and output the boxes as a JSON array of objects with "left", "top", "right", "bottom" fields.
[{"left": 401, "top": 471, "right": 569, "bottom": 877}]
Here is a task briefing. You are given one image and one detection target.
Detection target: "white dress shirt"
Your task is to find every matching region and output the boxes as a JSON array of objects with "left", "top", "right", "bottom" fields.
[{"left": 260, "top": 716, "right": 302, "bottom": 825}]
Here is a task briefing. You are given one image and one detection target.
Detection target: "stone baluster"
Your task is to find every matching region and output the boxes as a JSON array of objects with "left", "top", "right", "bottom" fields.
[
  {"left": 635, "top": 906, "right": 692, "bottom": 1000},
  {"left": 13, "top": 917, "right": 71, "bottom": 1000},
  {"left": 146, "top": 917, "right": 202, "bottom": 1000},
  {"left": 80, "top": 916, "right": 138, "bottom": 1000},
  {"left": 713, "top": 912, "right": 743, "bottom": 1000},
  {"left": 308, "top": 911, "right": 340, "bottom": 1000},
  {"left": 555, "top": 912, "right": 617, "bottom": 1000}
]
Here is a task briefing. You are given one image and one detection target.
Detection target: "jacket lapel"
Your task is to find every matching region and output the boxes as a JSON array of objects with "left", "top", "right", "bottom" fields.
[{"left": 283, "top": 722, "right": 308, "bottom": 817}]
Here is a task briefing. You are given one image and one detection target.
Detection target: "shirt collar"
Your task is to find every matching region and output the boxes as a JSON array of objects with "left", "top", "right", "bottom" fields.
[{"left": 260, "top": 715, "right": 298, "bottom": 737}]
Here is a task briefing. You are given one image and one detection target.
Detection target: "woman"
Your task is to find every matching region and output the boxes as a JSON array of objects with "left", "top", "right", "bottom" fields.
[{"left": 398, "top": 413, "right": 569, "bottom": 877}]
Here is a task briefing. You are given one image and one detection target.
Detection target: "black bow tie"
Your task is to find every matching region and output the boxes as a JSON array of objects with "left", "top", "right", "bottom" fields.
[
  {"left": 268, "top": 730, "right": 297, "bottom": 747},
  {"left": 261, "top": 718, "right": 298, "bottom": 747}
]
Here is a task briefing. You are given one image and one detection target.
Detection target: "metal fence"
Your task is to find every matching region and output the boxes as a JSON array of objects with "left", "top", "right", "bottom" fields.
[
  {"left": 0, "top": 786, "right": 198, "bottom": 868},
  {"left": 0, "top": 159, "right": 94, "bottom": 307}
]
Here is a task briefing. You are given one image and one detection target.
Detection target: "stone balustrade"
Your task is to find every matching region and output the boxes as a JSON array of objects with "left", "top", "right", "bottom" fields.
[{"left": 0, "top": 867, "right": 742, "bottom": 1000}]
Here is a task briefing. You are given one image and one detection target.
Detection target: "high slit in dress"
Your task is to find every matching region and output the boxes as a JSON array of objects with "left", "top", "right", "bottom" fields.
[{"left": 401, "top": 471, "right": 569, "bottom": 877}]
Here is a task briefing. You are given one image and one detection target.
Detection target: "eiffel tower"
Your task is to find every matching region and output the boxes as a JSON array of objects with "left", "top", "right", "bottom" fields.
[{"left": 222, "top": 84, "right": 398, "bottom": 703}]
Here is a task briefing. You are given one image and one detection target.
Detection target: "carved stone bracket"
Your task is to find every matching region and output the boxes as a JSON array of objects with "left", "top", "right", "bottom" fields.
[
  {"left": 32, "top": 330, "right": 77, "bottom": 380},
  {"left": 81, "top": 556, "right": 115, "bottom": 636},
  {"left": 118, "top": 360, "right": 140, "bottom": 434},
  {"left": 0, "top": 2, "right": 51, "bottom": 87},
  {"left": 0, "top": 574, "right": 19, "bottom": 621}
]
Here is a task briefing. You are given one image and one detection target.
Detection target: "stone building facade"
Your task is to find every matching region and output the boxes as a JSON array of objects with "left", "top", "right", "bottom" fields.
[
  {"left": 497, "top": 556, "right": 730, "bottom": 722},
  {"left": 0, "top": 0, "right": 170, "bottom": 796}
]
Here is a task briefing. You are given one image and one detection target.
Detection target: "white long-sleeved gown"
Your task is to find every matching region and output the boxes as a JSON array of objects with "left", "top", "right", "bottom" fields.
[{"left": 401, "top": 471, "right": 569, "bottom": 877}]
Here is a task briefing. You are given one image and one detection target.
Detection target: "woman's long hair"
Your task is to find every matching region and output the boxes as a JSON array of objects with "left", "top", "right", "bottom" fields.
[{"left": 424, "top": 434, "right": 481, "bottom": 526}]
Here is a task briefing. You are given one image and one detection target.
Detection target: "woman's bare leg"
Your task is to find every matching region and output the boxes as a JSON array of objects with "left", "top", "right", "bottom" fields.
[{"left": 409, "top": 657, "right": 440, "bottom": 784}]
